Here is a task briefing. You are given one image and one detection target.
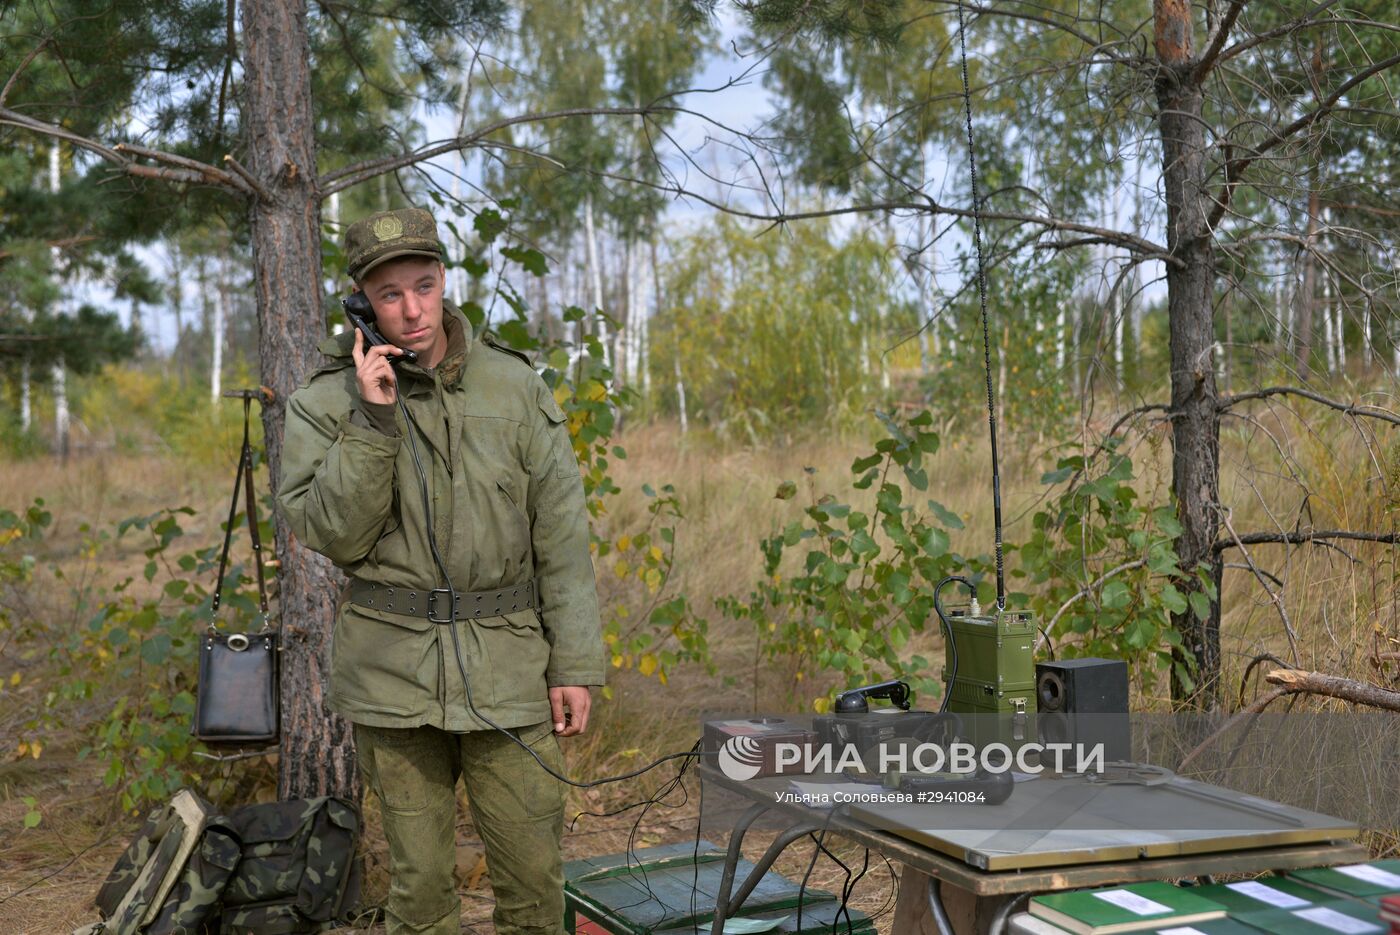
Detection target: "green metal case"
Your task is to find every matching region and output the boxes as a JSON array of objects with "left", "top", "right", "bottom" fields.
[{"left": 941, "top": 608, "right": 1038, "bottom": 747}]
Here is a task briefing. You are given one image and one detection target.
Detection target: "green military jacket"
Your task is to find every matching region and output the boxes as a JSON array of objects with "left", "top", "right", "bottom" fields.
[{"left": 276, "top": 302, "right": 605, "bottom": 731}]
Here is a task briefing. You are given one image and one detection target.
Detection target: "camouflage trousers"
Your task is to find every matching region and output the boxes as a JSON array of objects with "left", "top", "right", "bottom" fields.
[{"left": 354, "top": 720, "right": 568, "bottom": 935}]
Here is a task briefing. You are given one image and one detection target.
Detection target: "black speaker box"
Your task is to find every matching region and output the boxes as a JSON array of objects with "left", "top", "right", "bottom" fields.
[{"left": 1035, "top": 658, "right": 1131, "bottom": 762}]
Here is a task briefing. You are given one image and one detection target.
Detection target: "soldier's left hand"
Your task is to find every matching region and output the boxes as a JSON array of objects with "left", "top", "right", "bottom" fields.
[{"left": 548, "top": 686, "right": 591, "bottom": 737}]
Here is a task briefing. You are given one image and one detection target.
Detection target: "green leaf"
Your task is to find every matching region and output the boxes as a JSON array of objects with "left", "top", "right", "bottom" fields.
[
  {"left": 926, "top": 500, "right": 964, "bottom": 530},
  {"left": 1159, "top": 585, "right": 1188, "bottom": 615},
  {"left": 1153, "top": 508, "right": 1184, "bottom": 538},
  {"left": 1041, "top": 466, "right": 1074, "bottom": 485},
  {"left": 850, "top": 530, "right": 879, "bottom": 558},
  {"left": 851, "top": 454, "right": 882, "bottom": 473},
  {"left": 501, "top": 245, "right": 548, "bottom": 277},
  {"left": 920, "top": 527, "right": 949, "bottom": 558},
  {"left": 473, "top": 208, "right": 507, "bottom": 244},
  {"left": 1101, "top": 579, "right": 1130, "bottom": 610},
  {"left": 1188, "top": 590, "right": 1212, "bottom": 622},
  {"left": 495, "top": 319, "right": 538, "bottom": 350},
  {"left": 775, "top": 480, "right": 797, "bottom": 500},
  {"left": 782, "top": 521, "right": 804, "bottom": 546}
]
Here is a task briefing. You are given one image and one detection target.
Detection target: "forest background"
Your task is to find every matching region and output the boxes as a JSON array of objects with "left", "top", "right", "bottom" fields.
[{"left": 1, "top": 0, "right": 1397, "bottom": 931}]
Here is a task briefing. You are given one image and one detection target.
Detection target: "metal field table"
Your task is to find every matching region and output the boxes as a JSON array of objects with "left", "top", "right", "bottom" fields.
[{"left": 697, "top": 763, "right": 1369, "bottom": 935}]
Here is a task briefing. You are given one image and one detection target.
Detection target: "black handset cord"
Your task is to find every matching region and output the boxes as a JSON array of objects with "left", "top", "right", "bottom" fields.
[
  {"left": 933, "top": 575, "right": 975, "bottom": 714},
  {"left": 391, "top": 391, "right": 700, "bottom": 788}
]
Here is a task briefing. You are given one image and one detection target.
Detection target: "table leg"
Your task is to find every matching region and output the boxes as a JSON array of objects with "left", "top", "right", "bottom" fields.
[
  {"left": 710, "top": 803, "right": 770, "bottom": 935},
  {"left": 891, "top": 866, "right": 1027, "bottom": 935},
  {"left": 724, "top": 822, "right": 826, "bottom": 919}
]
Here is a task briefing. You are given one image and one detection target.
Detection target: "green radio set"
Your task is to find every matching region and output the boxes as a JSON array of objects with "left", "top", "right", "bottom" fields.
[{"left": 941, "top": 605, "right": 1038, "bottom": 747}]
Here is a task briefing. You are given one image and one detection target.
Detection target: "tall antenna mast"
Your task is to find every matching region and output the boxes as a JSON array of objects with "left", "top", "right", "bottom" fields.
[{"left": 954, "top": 0, "right": 1006, "bottom": 611}]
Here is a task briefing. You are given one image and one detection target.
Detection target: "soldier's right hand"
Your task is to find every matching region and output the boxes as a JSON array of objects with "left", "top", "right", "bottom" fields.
[{"left": 352, "top": 328, "right": 403, "bottom": 405}]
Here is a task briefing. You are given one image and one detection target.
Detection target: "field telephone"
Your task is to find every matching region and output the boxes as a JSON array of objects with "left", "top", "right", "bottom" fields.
[{"left": 341, "top": 291, "right": 418, "bottom": 366}]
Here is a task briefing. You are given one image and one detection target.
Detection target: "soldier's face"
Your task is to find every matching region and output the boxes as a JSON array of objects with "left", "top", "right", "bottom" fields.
[{"left": 359, "top": 257, "right": 449, "bottom": 366}]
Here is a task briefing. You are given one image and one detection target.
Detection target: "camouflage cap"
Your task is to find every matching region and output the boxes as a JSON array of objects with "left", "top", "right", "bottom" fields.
[{"left": 344, "top": 207, "right": 443, "bottom": 281}]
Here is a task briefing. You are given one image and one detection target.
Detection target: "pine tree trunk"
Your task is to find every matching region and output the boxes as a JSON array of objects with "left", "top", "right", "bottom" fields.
[
  {"left": 242, "top": 0, "right": 358, "bottom": 801},
  {"left": 1155, "top": 0, "right": 1222, "bottom": 709}
]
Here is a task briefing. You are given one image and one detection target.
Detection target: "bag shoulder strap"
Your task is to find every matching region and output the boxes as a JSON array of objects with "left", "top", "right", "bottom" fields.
[{"left": 210, "top": 396, "right": 271, "bottom": 630}]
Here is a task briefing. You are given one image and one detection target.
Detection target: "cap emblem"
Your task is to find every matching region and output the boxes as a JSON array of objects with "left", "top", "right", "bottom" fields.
[{"left": 372, "top": 216, "right": 403, "bottom": 242}]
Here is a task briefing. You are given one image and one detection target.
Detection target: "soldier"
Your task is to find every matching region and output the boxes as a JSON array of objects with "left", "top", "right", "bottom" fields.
[{"left": 277, "top": 207, "right": 605, "bottom": 935}]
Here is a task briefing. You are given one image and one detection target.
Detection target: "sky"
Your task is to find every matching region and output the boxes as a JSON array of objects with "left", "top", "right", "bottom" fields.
[{"left": 74, "top": 5, "right": 1164, "bottom": 359}]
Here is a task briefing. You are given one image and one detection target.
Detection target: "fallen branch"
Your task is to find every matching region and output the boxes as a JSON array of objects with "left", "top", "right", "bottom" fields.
[
  {"left": 1264, "top": 669, "right": 1400, "bottom": 711},
  {"left": 1180, "top": 668, "right": 1400, "bottom": 772}
]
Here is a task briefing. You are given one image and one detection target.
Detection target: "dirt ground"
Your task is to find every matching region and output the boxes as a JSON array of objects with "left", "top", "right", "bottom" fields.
[{"left": 0, "top": 754, "right": 902, "bottom": 934}]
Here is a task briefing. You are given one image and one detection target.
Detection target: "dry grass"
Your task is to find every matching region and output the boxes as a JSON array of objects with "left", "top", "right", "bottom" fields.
[{"left": 0, "top": 405, "right": 1396, "bottom": 933}]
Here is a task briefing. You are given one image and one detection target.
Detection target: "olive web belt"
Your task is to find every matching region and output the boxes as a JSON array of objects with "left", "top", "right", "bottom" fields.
[{"left": 346, "top": 578, "right": 537, "bottom": 623}]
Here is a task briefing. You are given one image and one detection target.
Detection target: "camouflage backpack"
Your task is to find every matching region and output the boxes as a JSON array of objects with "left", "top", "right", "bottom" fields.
[
  {"left": 76, "top": 792, "right": 361, "bottom": 935},
  {"left": 76, "top": 789, "right": 240, "bottom": 935},
  {"left": 216, "top": 797, "right": 362, "bottom": 935}
]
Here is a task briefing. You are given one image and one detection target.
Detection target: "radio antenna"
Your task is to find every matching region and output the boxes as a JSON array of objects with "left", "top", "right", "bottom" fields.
[{"left": 954, "top": 0, "right": 1006, "bottom": 611}]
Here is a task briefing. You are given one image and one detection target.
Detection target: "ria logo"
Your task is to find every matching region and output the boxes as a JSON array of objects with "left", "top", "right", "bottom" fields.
[{"left": 717, "top": 735, "right": 765, "bottom": 780}]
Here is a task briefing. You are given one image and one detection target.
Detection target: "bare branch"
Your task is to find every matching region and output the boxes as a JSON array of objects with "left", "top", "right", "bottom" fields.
[
  {"left": 113, "top": 142, "right": 249, "bottom": 193},
  {"left": 1219, "top": 507, "right": 1299, "bottom": 662},
  {"left": 0, "top": 104, "right": 127, "bottom": 164},
  {"left": 1237, "top": 651, "right": 1297, "bottom": 709},
  {"left": 126, "top": 163, "right": 222, "bottom": 186},
  {"left": 587, "top": 161, "right": 1178, "bottom": 262},
  {"left": 1192, "top": 0, "right": 1248, "bottom": 84},
  {"left": 1222, "top": 562, "right": 1282, "bottom": 587},
  {"left": 0, "top": 37, "right": 49, "bottom": 108},
  {"left": 0, "top": 105, "right": 247, "bottom": 196},
  {"left": 1176, "top": 688, "right": 1290, "bottom": 773},
  {"left": 1216, "top": 0, "right": 1345, "bottom": 65},
  {"left": 1211, "top": 529, "right": 1399, "bottom": 554},
  {"left": 1041, "top": 560, "right": 1148, "bottom": 642},
  {"left": 1217, "top": 385, "right": 1400, "bottom": 426},
  {"left": 223, "top": 154, "right": 272, "bottom": 202},
  {"left": 319, "top": 105, "right": 682, "bottom": 196},
  {"left": 1208, "top": 49, "right": 1400, "bottom": 228},
  {"left": 0, "top": 235, "right": 96, "bottom": 260}
]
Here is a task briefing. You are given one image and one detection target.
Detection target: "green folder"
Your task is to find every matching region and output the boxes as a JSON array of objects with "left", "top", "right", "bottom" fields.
[
  {"left": 1231, "top": 901, "right": 1385, "bottom": 935},
  {"left": 1148, "top": 919, "right": 1270, "bottom": 935},
  {"left": 1029, "top": 882, "right": 1229, "bottom": 935},
  {"left": 1288, "top": 862, "right": 1400, "bottom": 906},
  {"left": 1190, "top": 879, "right": 1330, "bottom": 913}
]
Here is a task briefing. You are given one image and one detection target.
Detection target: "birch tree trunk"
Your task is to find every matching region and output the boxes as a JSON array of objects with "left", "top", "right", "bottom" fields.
[
  {"left": 212, "top": 260, "right": 226, "bottom": 407},
  {"left": 49, "top": 142, "right": 69, "bottom": 461},
  {"left": 1296, "top": 183, "right": 1321, "bottom": 382},
  {"left": 582, "top": 192, "right": 612, "bottom": 373}
]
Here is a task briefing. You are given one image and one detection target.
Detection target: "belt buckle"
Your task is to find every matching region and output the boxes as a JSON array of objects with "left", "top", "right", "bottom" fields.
[{"left": 427, "top": 588, "right": 455, "bottom": 624}]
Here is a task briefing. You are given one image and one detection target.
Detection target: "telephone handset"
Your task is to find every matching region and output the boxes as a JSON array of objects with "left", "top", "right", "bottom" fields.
[{"left": 341, "top": 291, "right": 418, "bottom": 366}]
